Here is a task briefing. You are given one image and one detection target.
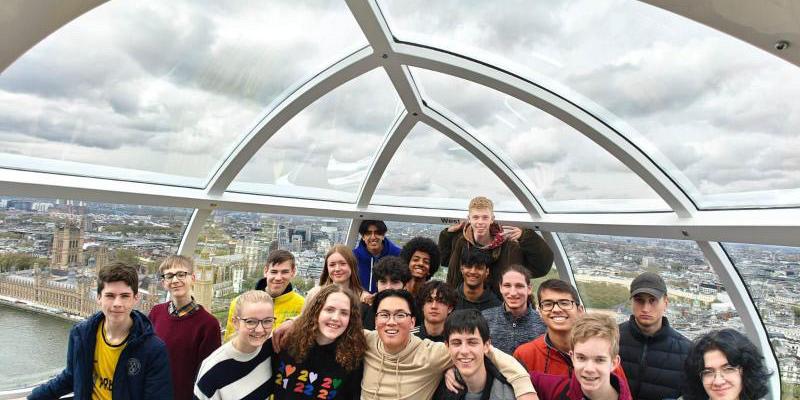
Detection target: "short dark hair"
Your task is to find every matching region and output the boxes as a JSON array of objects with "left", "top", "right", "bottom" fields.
[
  {"left": 460, "top": 245, "right": 491, "bottom": 268},
  {"left": 417, "top": 280, "right": 458, "bottom": 309},
  {"left": 374, "top": 288, "right": 416, "bottom": 314},
  {"left": 358, "top": 220, "right": 388, "bottom": 236},
  {"left": 400, "top": 237, "right": 441, "bottom": 278},
  {"left": 373, "top": 256, "right": 411, "bottom": 285},
  {"left": 97, "top": 262, "right": 139, "bottom": 295},
  {"left": 444, "top": 309, "right": 490, "bottom": 343},
  {"left": 536, "top": 279, "right": 580, "bottom": 306},
  {"left": 266, "top": 249, "right": 295, "bottom": 269},
  {"left": 683, "top": 329, "right": 771, "bottom": 400}
]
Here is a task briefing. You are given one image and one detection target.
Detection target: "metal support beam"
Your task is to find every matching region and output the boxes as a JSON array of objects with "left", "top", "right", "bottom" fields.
[
  {"left": 178, "top": 208, "right": 212, "bottom": 257},
  {"left": 356, "top": 111, "right": 417, "bottom": 207},
  {"left": 697, "top": 241, "right": 781, "bottom": 400}
]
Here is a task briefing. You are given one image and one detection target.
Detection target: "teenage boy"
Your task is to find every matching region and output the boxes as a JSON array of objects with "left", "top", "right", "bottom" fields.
[
  {"left": 361, "top": 255, "right": 411, "bottom": 330},
  {"left": 531, "top": 313, "right": 632, "bottom": 400},
  {"left": 272, "top": 289, "right": 538, "bottom": 400},
  {"left": 352, "top": 219, "right": 401, "bottom": 294},
  {"left": 514, "top": 279, "right": 627, "bottom": 380},
  {"left": 455, "top": 246, "right": 501, "bottom": 312},
  {"left": 195, "top": 290, "right": 275, "bottom": 399},
  {"left": 400, "top": 236, "right": 441, "bottom": 296},
  {"left": 433, "top": 309, "right": 518, "bottom": 400},
  {"left": 482, "top": 265, "right": 546, "bottom": 355},
  {"left": 439, "top": 196, "right": 553, "bottom": 295},
  {"left": 223, "top": 249, "right": 304, "bottom": 341},
  {"left": 618, "top": 272, "right": 690, "bottom": 400},
  {"left": 30, "top": 262, "right": 172, "bottom": 400},
  {"left": 149, "top": 255, "right": 221, "bottom": 400},
  {"left": 415, "top": 280, "right": 458, "bottom": 342}
]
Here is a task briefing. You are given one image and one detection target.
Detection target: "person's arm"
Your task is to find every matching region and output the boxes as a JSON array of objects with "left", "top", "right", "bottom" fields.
[
  {"left": 144, "top": 340, "right": 174, "bottom": 399},
  {"left": 487, "top": 347, "right": 537, "bottom": 398},
  {"left": 438, "top": 225, "right": 460, "bottom": 267},
  {"left": 517, "top": 229, "right": 554, "bottom": 278},
  {"left": 28, "top": 329, "right": 77, "bottom": 400},
  {"left": 223, "top": 297, "right": 238, "bottom": 342}
]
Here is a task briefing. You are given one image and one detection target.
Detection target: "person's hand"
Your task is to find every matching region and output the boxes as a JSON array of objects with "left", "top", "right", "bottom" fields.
[
  {"left": 447, "top": 220, "right": 466, "bottom": 233},
  {"left": 502, "top": 225, "right": 522, "bottom": 242},
  {"left": 361, "top": 291, "right": 375, "bottom": 306},
  {"left": 272, "top": 319, "right": 294, "bottom": 353},
  {"left": 444, "top": 367, "right": 464, "bottom": 393}
]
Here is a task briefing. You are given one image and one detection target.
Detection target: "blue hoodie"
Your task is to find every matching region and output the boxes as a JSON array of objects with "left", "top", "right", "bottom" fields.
[
  {"left": 353, "top": 237, "right": 401, "bottom": 293},
  {"left": 29, "top": 310, "right": 172, "bottom": 400}
]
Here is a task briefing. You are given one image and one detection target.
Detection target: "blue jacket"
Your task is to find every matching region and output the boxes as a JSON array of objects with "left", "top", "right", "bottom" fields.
[
  {"left": 353, "top": 237, "right": 401, "bottom": 293},
  {"left": 29, "top": 310, "right": 173, "bottom": 400}
]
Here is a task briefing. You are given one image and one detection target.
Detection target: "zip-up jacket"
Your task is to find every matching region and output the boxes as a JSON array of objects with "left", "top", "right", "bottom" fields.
[
  {"left": 618, "top": 316, "right": 691, "bottom": 400},
  {"left": 353, "top": 237, "right": 401, "bottom": 293},
  {"left": 29, "top": 310, "right": 172, "bottom": 400},
  {"left": 433, "top": 357, "right": 516, "bottom": 400}
]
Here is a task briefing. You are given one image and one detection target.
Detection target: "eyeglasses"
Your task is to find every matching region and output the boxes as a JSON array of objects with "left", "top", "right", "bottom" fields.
[
  {"left": 237, "top": 317, "right": 276, "bottom": 330},
  {"left": 700, "top": 365, "right": 741, "bottom": 383},
  {"left": 160, "top": 271, "right": 190, "bottom": 281},
  {"left": 376, "top": 311, "right": 411, "bottom": 322},
  {"left": 539, "top": 299, "right": 576, "bottom": 311}
]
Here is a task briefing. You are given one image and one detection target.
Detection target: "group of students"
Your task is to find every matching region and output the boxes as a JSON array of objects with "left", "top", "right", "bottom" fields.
[{"left": 28, "top": 196, "right": 771, "bottom": 400}]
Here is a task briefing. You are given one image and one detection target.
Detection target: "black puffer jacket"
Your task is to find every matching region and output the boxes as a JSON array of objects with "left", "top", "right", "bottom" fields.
[{"left": 619, "top": 316, "right": 691, "bottom": 400}]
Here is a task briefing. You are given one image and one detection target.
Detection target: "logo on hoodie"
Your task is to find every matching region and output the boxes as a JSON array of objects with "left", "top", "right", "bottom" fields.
[{"left": 127, "top": 358, "right": 142, "bottom": 376}]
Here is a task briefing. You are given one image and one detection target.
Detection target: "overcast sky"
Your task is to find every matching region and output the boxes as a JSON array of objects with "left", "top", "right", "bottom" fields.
[{"left": 0, "top": 0, "right": 798, "bottom": 211}]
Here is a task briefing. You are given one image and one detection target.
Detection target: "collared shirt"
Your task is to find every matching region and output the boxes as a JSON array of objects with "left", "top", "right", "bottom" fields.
[{"left": 169, "top": 296, "right": 199, "bottom": 317}]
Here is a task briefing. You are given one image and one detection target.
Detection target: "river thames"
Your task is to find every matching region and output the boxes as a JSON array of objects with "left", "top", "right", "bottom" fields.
[{"left": 0, "top": 304, "right": 74, "bottom": 391}]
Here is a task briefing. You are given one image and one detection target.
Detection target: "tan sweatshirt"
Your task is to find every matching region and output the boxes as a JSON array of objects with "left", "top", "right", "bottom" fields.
[{"left": 360, "top": 330, "right": 535, "bottom": 400}]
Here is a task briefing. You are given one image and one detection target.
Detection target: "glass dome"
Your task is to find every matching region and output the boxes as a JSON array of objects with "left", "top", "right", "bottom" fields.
[{"left": 0, "top": 0, "right": 798, "bottom": 398}]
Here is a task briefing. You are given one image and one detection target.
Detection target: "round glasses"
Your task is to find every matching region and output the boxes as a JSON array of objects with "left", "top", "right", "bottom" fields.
[
  {"left": 700, "top": 365, "right": 741, "bottom": 383},
  {"left": 237, "top": 317, "right": 276, "bottom": 330}
]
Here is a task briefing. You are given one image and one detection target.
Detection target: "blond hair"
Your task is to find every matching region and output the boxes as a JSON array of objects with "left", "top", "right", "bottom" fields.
[
  {"left": 468, "top": 196, "right": 494, "bottom": 212},
  {"left": 234, "top": 290, "right": 274, "bottom": 317},
  {"left": 570, "top": 313, "right": 620, "bottom": 357},
  {"left": 159, "top": 255, "right": 194, "bottom": 274}
]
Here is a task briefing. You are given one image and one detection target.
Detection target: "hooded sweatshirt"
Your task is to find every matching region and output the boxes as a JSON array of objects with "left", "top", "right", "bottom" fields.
[
  {"left": 223, "top": 281, "right": 305, "bottom": 342},
  {"left": 360, "top": 330, "right": 534, "bottom": 400},
  {"left": 29, "top": 310, "right": 172, "bottom": 400},
  {"left": 353, "top": 237, "right": 401, "bottom": 293}
]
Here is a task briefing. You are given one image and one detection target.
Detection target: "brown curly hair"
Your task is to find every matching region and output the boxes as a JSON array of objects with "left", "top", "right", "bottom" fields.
[{"left": 287, "top": 284, "right": 366, "bottom": 371}]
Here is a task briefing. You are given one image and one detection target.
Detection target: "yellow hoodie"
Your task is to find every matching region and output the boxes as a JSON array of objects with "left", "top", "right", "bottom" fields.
[{"left": 360, "top": 330, "right": 535, "bottom": 400}]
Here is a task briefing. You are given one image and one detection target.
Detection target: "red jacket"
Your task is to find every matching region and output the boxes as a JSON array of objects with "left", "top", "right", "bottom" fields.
[
  {"left": 531, "top": 370, "right": 633, "bottom": 400},
  {"left": 513, "top": 334, "right": 628, "bottom": 381}
]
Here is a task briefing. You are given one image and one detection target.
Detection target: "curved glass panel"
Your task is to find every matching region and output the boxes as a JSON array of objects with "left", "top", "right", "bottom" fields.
[
  {"left": 228, "top": 69, "right": 402, "bottom": 202},
  {"left": 412, "top": 68, "right": 669, "bottom": 213},
  {"left": 378, "top": 0, "right": 800, "bottom": 209},
  {"left": 0, "top": 195, "right": 191, "bottom": 390},
  {"left": 0, "top": 1, "right": 366, "bottom": 187},
  {"left": 372, "top": 123, "right": 526, "bottom": 212},
  {"left": 559, "top": 233, "right": 743, "bottom": 338},
  {"left": 722, "top": 243, "right": 800, "bottom": 398}
]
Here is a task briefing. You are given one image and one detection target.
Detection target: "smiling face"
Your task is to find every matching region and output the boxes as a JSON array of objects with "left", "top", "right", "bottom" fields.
[
  {"left": 572, "top": 337, "right": 619, "bottom": 397},
  {"left": 460, "top": 263, "right": 489, "bottom": 290},
  {"left": 409, "top": 250, "right": 431, "bottom": 280},
  {"left": 326, "top": 251, "right": 352, "bottom": 285},
  {"left": 632, "top": 293, "right": 668, "bottom": 333},
  {"left": 539, "top": 288, "right": 583, "bottom": 334},
  {"left": 702, "top": 349, "right": 743, "bottom": 400},
  {"left": 160, "top": 265, "right": 194, "bottom": 300},
  {"left": 375, "top": 296, "right": 415, "bottom": 354},
  {"left": 316, "top": 292, "right": 351, "bottom": 346},
  {"left": 362, "top": 224, "right": 385, "bottom": 255},
  {"left": 468, "top": 208, "right": 493, "bottom": 239},
  {"left": 423, "top": 289, "right": 453, "bottom": 325},
  {"left": 265, "top": 260, "right": 295, "bottom": 297},
  {"left": 500, "top": 270, "right": 530, "bottom": 312},
  {"left": 235, "top": 302, "right": 274, "bottom": 352},
  {"left": 97, "top": 281, "right": 139, "bottom": 324},
  {"left": 447, "top": 328, "right": 490, "bottom": 380}
]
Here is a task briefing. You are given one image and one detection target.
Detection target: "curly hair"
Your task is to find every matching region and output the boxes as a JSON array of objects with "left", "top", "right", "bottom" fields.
[
  {"left": 373, "top": 256, "right": 411, "bottom": 284},
  {"left": 683, "top": 329, "right": 771, "bottom": 400},
  {"left": 417, "top": 280, "right": 458, "bottom": 309},
  {"left": 288, "top": 285, "right": 366, "bottom": 372},
  {"left": 400, "top": 236, "right": 441, "bottom": 278}
]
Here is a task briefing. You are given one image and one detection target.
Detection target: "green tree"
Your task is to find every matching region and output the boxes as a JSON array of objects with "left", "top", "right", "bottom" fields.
[
  {"left": 112, "top": 249, "right": 140, "bottom": 267},
  {"left": 0, "top": 253, "right": 44, "bottom": 272}
]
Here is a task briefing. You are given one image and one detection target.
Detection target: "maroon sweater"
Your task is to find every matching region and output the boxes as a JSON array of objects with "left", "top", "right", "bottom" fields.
[{"left": 149, "top": 302, "right": 221, "bottom": 400}]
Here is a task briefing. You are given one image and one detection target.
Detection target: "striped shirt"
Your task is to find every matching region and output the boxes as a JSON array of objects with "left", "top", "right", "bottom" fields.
[{"left": 194, "top": 338, "right": 274, "bottom": 400}]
